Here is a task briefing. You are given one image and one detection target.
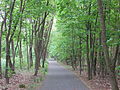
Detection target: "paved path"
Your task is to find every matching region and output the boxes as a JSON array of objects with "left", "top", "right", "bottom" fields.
[{"left": 40, "top": 61, "right": 89, "bottom": 90}]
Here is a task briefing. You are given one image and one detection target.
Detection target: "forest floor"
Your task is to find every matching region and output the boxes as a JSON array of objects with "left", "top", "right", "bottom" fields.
[
  {"left": 74, "top": 71, "right": 120, "bottom": 90},
  {"left": 59, "top": 62, "right": 120, "bottom": 90},
  {"left": 0, "top": 68, "right": 47, "bottom": 90}
]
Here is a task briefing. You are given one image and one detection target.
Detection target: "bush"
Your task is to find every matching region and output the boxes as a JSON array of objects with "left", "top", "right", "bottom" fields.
[{"left": 19, "top": 84, "right": 26, "bottom": 88}]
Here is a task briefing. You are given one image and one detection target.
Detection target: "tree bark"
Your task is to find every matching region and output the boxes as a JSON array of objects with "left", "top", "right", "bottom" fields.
[
  {"left": 85, "top": 1, "right": 92, "bottom": 80},
  {"left": 11, "top": 39, "right": 15, "bottom": 72},
  {"left": 34, "top": 12, "right": 48, "bottom": 76},
  {"left": 0, "top": 20, "right": 4, "bottom": 79},
  {"left": 5, "top": 0, "right": 16, "bottom": 84},
  {"left": 19, "top": 40, "right": 23, "bottom": 69},
  {"left": 5, "top": 37, "right": 11, "bottom": 84},
  {"left": 42, "top": 19, "right": 53, "bottom": 68},
  {"left": 79, "top": 37, "right": 82, "bottom": 75},
  {"left": 86, "top": 31, "right": 91, "bottom": 80},
  {"left": 29, "top": 24, "right": 34, "bottom": 68},
  {"left": 97, "top": 0, "right": 119, "bottom": 90},
  {"left": 26, "top": 29, "right": 29, "bottom": 70}
]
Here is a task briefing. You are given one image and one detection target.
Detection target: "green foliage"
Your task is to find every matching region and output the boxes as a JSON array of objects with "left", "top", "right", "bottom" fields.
[
  {"left": 116, "top": 66, "right": 120, "bottom": 76},
  {"left": 41, "top": 61, "right": 49, "bottom": 75},
  {"left": 8, "top": 68, "right": 14, "bottom": 78},
  {"left": 49, "top": 0, "right": 120, "bottom": 75},
  {"left": 0, "top": 0, "right": 120, "bottom": 89},
  {"left": 19, "top": 84, "right": 26, "bottom": 88},
  {"left": 0, "top": 0, "right": 55, "bottom": 71}
]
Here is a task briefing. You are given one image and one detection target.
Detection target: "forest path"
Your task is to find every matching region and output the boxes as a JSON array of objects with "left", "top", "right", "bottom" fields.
[{"left": 40, "top": 60, "right": 89, "bottom": 90}]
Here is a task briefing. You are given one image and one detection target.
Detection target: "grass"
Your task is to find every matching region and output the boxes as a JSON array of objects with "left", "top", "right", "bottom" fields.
[{"left": 27, "top": 61, "right": 49, "bottom": 90}]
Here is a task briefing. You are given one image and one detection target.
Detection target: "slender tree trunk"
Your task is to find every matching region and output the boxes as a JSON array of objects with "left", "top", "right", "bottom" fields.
[
  {"left": 5, "top": 37, "right": 10, "bottom": 84},
  {"left": 26, "top": 29, "right": 29, "bottom": 70},
  {"left": 0, "top": 33, "right": 2, "bottom": 79},
  {"left": 29, "top": 25, "right": 34, "bottom": 68},
  {"left": 93, "top": 51, "right": 97, "bottom": 76},
  {"left": 0, "top": 21, "right": 4, "bottom": 79},
  {"left": 97, "top": 0, "right": 119, "bottom": 89},
  {"left": 29, "top": 42, "right": 33, "bottom": 68},
  {"left": 34, "top": 0, "right": 49, "bottom": 75},
  {"left": 42, "top": 19, "right": 53, "bottom": 68},
  {"left": 86, "top": 21, "right": 92, "bottom": 80},
  {"left": 93, "top": 14, "right": 98, "bottom": 76},
  {"left": 0, "top": 9, "right": 9, "bottom": 78},
  {"left": 90, "top": 26, "right": 93, "bottom": 79},
  {"left": 34, "top": 12, "right": 48, "bottom": 76},
  {"left": 42, "top": 49, "right": 47, "bottom": 68},
  {"left": 27, "top": 43, "right": 29, "bottom": 70},
  {"left": 11, "top": 40, "right": 15, "bottom": 72},
  {"left": 86, "top": 32, "right": 91, "bottom": 80},
  {"left": 71, "top": 27, "right": 76, "bottom": 70},
  {"left": 5, "top": 0, "right": 16, "bottom": 84},
  {"left": 118, "top": 48, "right": 120, "bottom": 66},
  {"left": 85, "top": 1, "right": 92, "bottom": 80},
  {"left": 19, "top": 40, "right": 23, "bottom": 69},
  {"left": 79, "top": 37, "right": 82, "bottom": 75}
]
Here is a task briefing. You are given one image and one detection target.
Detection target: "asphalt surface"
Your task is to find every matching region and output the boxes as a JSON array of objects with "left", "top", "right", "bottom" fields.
[{"left": 40, "top": 61, "right": 89, "bottom": 90}]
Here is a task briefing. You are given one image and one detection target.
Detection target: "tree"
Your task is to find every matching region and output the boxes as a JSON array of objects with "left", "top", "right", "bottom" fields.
[
  {"left": 97, "top": 0, "right": 119, "bottom": 89},
  {"left": 49, "top": 0, "right": 120, "bottom": 89}
]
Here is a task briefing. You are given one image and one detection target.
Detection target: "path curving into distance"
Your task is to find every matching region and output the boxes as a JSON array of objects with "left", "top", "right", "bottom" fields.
[{"left": 40, "top": 60, "right": 89, "bottom": 90}]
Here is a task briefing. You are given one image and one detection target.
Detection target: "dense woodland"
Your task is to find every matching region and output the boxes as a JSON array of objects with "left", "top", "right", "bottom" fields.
[
  {"left": 0, "top": 0, "right": 55, "bottom": 85},
  {"left": 0, "top": 0, "right": 120, "bottom": 90},
  {"left": 49, "top": 0, "right": 120, "bottom": 90}
]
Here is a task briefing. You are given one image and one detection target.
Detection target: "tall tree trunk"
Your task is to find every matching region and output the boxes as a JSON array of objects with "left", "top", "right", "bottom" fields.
[
  {"left": 97, "top": 0, "right": 119, "bottom": 90},
  {"left": 0, "top": 8, "right": 9, "bottom": 78},
  {"left": 11, "top": 40, "right": 15, "bottom": 72},
  {"left": 118, "top": 48, "right": 120, "bottom": 66},
  {"left": 0, "top": 9, "right": 9, "bottom": 78},
  {"left": 93, "top": 14, "right": 98, "bottom": 76},
  {"left": 34, "top": 0, "right": 49, "bottom": 75},
  {"left": 42, "top": 49, "right": 47, "bottom": 68},
  {"left": 86, "top": 31, "right": 91, "bottom": 80},
  {"left": 5, "top": 0, "right": 16, "bottom": 84},
  {"left": 0, "top": 32, "right": 2, "bottom": 79},
  {"left": 42, "top": 19, "right": 53, "bottom": 68},
  {"left": 79, "top": 37, "right": 82, "bottom": 75},
  {"left": 71, "top": 27, "right": 76, "bottom": 70},
  {"left": 19, "top": 40, "right": 23, "bottom": 69},
  {"left": 0, "top": 20, "right": 4, "bottom": 79},
  {"left": 85, "top": 1, "right": 92, "bottom": 80},
  {"left": 29, "top": 25, "right": 34, "bottom": 68},
  {"left": 90, "top": 25, "right": 93, "bottom": 79},
  {"left": 29, "top": 41, "right": 33, "bottom": 68},
  {"left": 27, "top": 43, "right": 29, "bottom": 70},
  {"left": 34, "top": 12, "right": 48, "bottom": 76},
  {"left": 93, "top": 51, "right": 97, "bottom": 76},
  {"left": 5, "top": 37, "right": 10, "bottom": 84},
  {"left": 26, "top": 30, "right": 29, "bottom": 70}
]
